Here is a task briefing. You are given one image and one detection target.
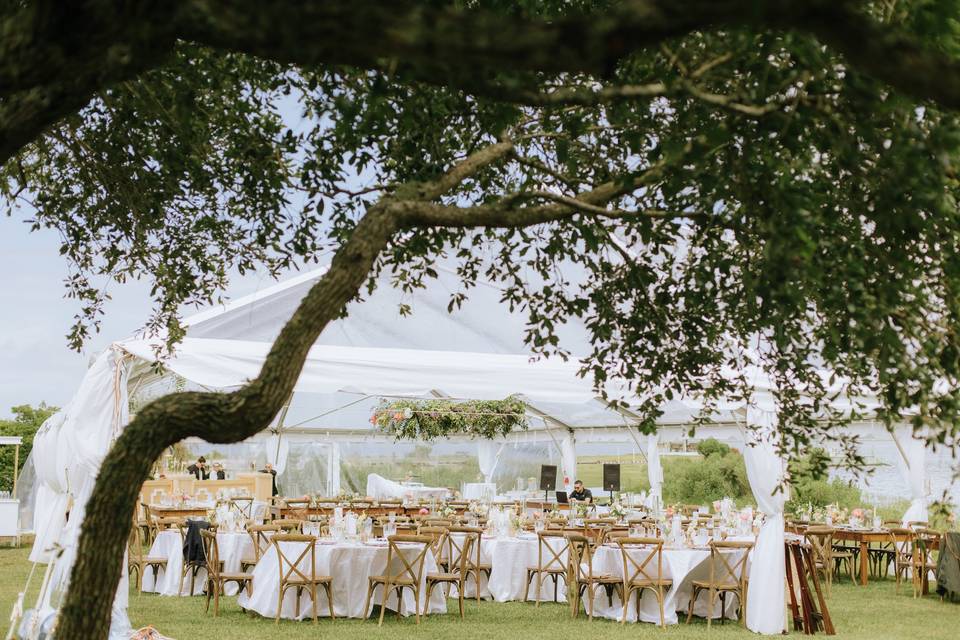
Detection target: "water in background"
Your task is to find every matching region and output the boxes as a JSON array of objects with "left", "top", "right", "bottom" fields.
[{"left": 830, "top": 438, "right": 960, "bottom": 507}]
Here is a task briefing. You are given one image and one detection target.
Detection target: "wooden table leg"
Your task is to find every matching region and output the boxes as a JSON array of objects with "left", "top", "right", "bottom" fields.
[{"left": 860, "top": 540, "right": 869, "bottom": 586}]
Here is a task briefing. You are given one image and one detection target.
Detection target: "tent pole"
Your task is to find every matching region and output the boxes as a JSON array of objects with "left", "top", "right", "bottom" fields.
[
  {"left": 273, "top": 393, "right": 294, "bottom": 465},
  {"left": 12, "top": 443, "right": 19, "bottom": 495},
  {"left": 888, "top": 424, "right": 911, "bottom": 471}
]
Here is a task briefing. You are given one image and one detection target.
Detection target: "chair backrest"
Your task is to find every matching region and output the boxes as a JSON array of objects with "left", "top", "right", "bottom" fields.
[
  {"left": 127, "top": 525, "right": 144, "bottom": 564},
  {"left": 913, "top": 528, "right": 941, "bottom": 564},
  {"left": 417, "top": 526, "right": 448, "bottom": 564},
  {"left": 155, "top": 517, "right": 184, "bottom": 531},
  {"left": 602, "top": 528, "right": 631, "bottom": 544},
  {"left": 274, "top": 519, "right": 303, "bottom": 532},
  {"left": 272, "top": 533, "right": 317, "bottom": 585},
  {"left": 200, "top": 529, "right": 222, "bottom": 580},
  {"left": 907, "top": 520, "right": 929, "bottom": 529},
  {"left": 565, "top": 533, "right": 594, "bottom": 581},
  {"left": 536, "top": 531, "right": 570, "bottom": 572},
  {"left": 585, "top": 518, "right": 617, "bottom": 526},
  {"left": 248, "top": 523, "right": 281, "bottom": 559},
  {"left": 385, "top": 535, "right": 432, "bottom": 585},
  {"left": 140, "top": 502, "right": 153, "bottom": 522},
  {"left": 446, "top": 530, "right": 477, "bottom": 575},
  {"left": 424, "top": 518, "right": 453, "bottom": 528},
  {"left": 447, "top": 526, "right": 482, "bottom": 574},
  {"left": 284, "top": 499, "right": 311, "bottom": 508},
  {"left": 707, "top": 540, "right": 753, "bottom": 588},
  {"left": 618, "top": 537, "right": 665, "bottom": 584},
  {"left": 804, "top": 525, "right": 835, "bottom": 564},
  {"left": 600, "top": 526, "right": 630, "bottom": 544},
  {"left": 230, "top": 497, "right": 254, "bottom": 519}
]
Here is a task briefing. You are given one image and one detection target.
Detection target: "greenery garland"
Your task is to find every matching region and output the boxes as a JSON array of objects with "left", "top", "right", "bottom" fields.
[{"left": 371, "top": 395, "right": 528, "bottom": 440}]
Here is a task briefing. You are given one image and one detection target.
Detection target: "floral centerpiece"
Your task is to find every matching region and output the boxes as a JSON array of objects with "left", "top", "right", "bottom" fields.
[
  {"left": 609, "top": 501, "right": 626, "bottom": 520},
  {"left": 439, "top": 504, "right": 457, "bottom": 519},
  {"left": 468, "top": 501, "right": 490, "bottom": 517}
]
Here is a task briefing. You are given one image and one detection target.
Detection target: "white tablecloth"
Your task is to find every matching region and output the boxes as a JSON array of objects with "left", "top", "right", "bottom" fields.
[
  {"left": 141, "top": 530, "right": 254, "bottom": 596},
  {"left": 365, "top": 474, "right": 449, "bottom": 501},
  {"left": 448, "top": 533, "right": 567, "bottom": 603},
  {"left": 589, "top": 542, "right": 750, "bottom": 624},
  {"left": 237, "top": 539, "right": 448, "bottom": 620}
]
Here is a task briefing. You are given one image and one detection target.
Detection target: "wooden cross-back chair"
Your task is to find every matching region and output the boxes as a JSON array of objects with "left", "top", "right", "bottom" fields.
[
  {"left": 178, "top": 522, "right": 214, "bottom": 597},
  {"left": 685, "top": 540, "right": 753, "bottom": 628},
  {"left": 887, "top": 527, "right": 916, "bottom": 593},
  {"left": 273, "top": 519, "right": 303, "bottom": 533},
  {"left": 423, "top": 518, "right": 454, "bottom": 528},
  {"left": 523, "top": 531, "right": 571, "bottom": 606},
  {"left": 127, "top": 524, "right": 167, "bottom": 593},
  {"left": 426, "top": 530, "right": 476, "bottom": 619},
  {"left": 804, "top": 526, "right": 839, "bottom": 596},
  {"left": 271, "top": 533, "right": 335, "bottom": 624},
  {"left": 566, "top": 532, "right": 622, "bottom": 620},
  {"left": 600, "top": 527, "right": 630, "bottom": 545},
  {"left": 448, "top": 526, "right": 491, "bottom": 603},
  {"left": 911, "top": 528, "right": 940, "bottom": 598},
  {"left": 230, "top": 497, "right": 254, "bottom": 519},
  {"left": 246, "top": 523, "right": 281, "bottom": 569},
  {"left": 200, "top": 529, "right": 254, "bottom": 616},
  {"left": 154, "top": 516, "right": 184, "bottom": 532},
  {"left": 364, "top": 535, "right": 432, "bottom": 626},
  {"left": 417, "top": 526, "right": 449, "bottom": 571},
  {"left": 617, "top": 537, "right": 673, "bottom": 627}
]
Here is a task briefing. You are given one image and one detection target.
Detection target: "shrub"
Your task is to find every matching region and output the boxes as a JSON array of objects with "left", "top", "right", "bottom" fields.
[
  {"left": 696, "top": 438, "right": 731, "bottom": 458},
  {"left": 663, "top": 449, "right": 751, "bottom": 505}
]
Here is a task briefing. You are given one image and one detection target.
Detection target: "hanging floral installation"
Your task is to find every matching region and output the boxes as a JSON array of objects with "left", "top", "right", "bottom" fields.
[{"left": 371, "top": 395, "right": 528, "bottom": 440}]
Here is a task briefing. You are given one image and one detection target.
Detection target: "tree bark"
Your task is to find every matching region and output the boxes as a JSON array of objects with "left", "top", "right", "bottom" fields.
[
  {"left": 56, "top": 205, "right": 399, "bottom": 638},
  {"left": 5, "top": 1, "right": 960, "bottom": 168}
]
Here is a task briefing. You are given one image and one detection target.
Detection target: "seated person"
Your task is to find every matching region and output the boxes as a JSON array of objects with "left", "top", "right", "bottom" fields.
[
  {"left": 212, "top": 461, "right": 226, "bottom": 480},
  {"left": 569, "top": 479, "right": 593, "bottom": 504},
  {"left": 186, "top": 456, "right": 210, "bottom": 480},
  {"left": 258, "top": 462, "right": 279, "bottom": 496}
]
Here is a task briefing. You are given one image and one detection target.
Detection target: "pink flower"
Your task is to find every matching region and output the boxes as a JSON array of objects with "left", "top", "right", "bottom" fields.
[{"left": 419, "top": 507, "right": 429, "bottom": 515}]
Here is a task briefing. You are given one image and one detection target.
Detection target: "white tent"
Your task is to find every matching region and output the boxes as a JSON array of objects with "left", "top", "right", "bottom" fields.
[{"left": 25, "top": 261, "right": 940, "bottom": 635}]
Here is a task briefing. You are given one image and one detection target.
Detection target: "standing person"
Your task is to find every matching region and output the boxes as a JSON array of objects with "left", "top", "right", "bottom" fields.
[
  {"left": 258, "top": 462, "right": 279, "bottom": 496},
  {"left": 187, "top": 456, "right": 209, "bottom": 480},
  {"left": 569, "top": 479, "right": 593, "bottom": 504},
  {"left": 212, "top": 462, "right": 226, "bottom": 480}
]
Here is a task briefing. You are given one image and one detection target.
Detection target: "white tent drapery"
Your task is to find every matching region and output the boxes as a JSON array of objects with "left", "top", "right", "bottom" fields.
[
  {"left": 646, "top": 433, "right": 663, "bottom": 512},
  {"left": 742, "top": 405, "right": 788, "bottom": 635},
  {"left": 895, "top": 425, "right": 929, "bottom": 525},
  {"left": 477, "top": 440, "right": 503, "bottom": 484}
]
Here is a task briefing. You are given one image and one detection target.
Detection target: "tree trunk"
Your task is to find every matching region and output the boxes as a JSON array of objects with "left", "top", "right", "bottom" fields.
[{"left": 56, "top": 207, "right": 398, "bottom": 639}]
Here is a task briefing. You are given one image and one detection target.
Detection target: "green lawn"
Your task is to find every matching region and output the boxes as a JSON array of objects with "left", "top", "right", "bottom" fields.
[{"left": 1, "top": 545, "right": 956, "bottom": 639}]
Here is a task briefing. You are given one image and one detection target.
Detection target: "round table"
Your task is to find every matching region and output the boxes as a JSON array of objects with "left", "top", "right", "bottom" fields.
[
  {"left": 589, "top": 540, "right": 751, "bottom": 624},
  {"left": 447, "top": 532, "right": 567, "bottom": 603},
  {"left": 141, "top": 530, "right": 254, "bottom": 596},
  {"left": 237, "top": 539, "right": 447, "bottom": 620}
]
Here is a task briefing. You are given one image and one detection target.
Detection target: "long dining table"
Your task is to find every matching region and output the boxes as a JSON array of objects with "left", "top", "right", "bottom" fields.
[
  {"left": 237, "top": 538, "right": 447, "bottom": 620},
  {"left": 450, "top": 530, "right": 751, "bottom": 624}
]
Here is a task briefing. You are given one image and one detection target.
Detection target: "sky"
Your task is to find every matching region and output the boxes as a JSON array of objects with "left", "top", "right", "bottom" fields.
[{"left": 0, "top": 216, "right": 284, "bottom": 418}]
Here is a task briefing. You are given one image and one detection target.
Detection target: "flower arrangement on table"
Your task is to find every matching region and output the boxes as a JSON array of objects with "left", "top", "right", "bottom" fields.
[
  {"left": 574, "top": 502, "right": 590, "bottom": 519},
  {"left": 547, "top": 507, "right": 565, "bottom": 521},
  {"left": 849, "top": 507, "right": 865, "bottom": 527},
  {"left": 439, "top": 504, "right": 457, "bottom": 519},
  {"left": 609, "top": 501, "right": 626, "bottom": 520},
  {"left": 468, "top": 501, "right": 490, "bottom": 517}
]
